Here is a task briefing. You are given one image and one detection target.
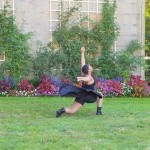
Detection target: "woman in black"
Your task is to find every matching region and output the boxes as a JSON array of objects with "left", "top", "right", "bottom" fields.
[{"left": 56, "top": 47, "right": 104, "bottom": 117}]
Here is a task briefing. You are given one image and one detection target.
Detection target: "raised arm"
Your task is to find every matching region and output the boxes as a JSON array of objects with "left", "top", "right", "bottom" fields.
[
  {"left": 81, "top": 47, "right": 86, "bottom": 68},
  {"left": 77, "top": 76, "right": 91, "bottom": 82}
]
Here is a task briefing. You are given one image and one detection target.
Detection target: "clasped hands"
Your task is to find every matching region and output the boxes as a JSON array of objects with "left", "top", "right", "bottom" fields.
[{"left": 81, "top": 46, "right": 85, "bottom": 53}]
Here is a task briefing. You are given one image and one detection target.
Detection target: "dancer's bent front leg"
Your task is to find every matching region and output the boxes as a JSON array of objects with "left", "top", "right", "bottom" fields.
[
  {"left": 65, "top": 101, "right": 82, "bottom": 114},
  {"left": 56, "top": 101, "right": 82, "bottom": 117}
]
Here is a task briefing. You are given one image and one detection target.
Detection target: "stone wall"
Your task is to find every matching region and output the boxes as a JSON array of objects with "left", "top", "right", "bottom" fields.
[
  {"left": 116, "top": 0, "right": 145, "bottom": 76},
  {"left": 0, "top": 0, "right": 145, "bottom": 76}
]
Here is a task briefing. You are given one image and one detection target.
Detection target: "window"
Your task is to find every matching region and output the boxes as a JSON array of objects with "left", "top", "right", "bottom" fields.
[{"left": 49, "top": 0, "right": 113, "bottom": 41}]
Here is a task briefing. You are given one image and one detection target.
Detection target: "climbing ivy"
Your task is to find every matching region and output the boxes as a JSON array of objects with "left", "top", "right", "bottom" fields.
[
  {"left": 52, "top": 0, "right": 120, "bottom": 81},
  {"left": 0, "top": 6, "right": 32, "bottom": 81},
  {"left": 52, "top": 4, "right": 99, "bottom": 81},
  {"left": 52, "top": 0, "right": 145, "bottom": 80},
  {"left": 92, "top": 0, "right": 119, "bottom": 53},
  {"left": 21, "top": 0, "right": 144, "bottom": 82}
]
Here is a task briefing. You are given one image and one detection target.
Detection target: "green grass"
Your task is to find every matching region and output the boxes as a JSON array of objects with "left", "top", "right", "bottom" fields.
[{"left": 0, "top": 97, "right": 150, "bottom": 150}]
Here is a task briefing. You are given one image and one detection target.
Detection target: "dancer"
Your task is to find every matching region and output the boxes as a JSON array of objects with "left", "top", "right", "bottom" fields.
[{"left": 56, "top": 47, "right": 103, "bottom": 117}]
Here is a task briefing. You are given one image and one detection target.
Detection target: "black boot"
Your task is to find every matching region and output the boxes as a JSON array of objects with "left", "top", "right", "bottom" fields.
[
  {"left": 96, "top": 107, "right": 102, "bottom": 115},
  {"left": 56, "top": 107, "right": 66, "bottom": 118}
]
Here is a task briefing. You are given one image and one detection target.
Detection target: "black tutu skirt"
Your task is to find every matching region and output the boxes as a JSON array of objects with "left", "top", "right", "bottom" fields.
[{"left": 59, "top": 83, "right": 103, "bottom": 105}]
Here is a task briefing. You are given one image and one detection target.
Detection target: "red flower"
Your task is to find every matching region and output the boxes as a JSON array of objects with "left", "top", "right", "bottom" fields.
[
  {"left": 127, "top": 75, "right": 148, "bottom": 97},
  {"left": 18, "top": 80, "right": 34, "bottom": 91},
  {"left": 37, "top": 76, "right": 54, "bottom": 96}
]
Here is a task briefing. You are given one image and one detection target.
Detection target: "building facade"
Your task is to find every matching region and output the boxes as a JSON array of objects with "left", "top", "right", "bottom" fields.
[{"left": 0, "top": 0, "right": 145, "bottom": 76}]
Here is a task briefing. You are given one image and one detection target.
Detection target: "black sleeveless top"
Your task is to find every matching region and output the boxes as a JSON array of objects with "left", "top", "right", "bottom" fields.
[{"left": 82, "top": 82, "right": 95, "bottom": 90}]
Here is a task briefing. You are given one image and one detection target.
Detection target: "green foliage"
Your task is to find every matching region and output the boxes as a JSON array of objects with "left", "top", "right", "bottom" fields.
[
  {"left": 145, "top": 0, "right": 150, "bottom": 56},
  {"left": 92, "top": 0, "right": 119, "bottom": 53},
  {"left": 52, "top": 5, "right": 99, "bottom": 81},
  {"left": 98, "top": 41, "right": 145, "bottom": 79},
  {"left": 145, "top": 0, "right": 150, "bottom": 84},
  {"left": 32, "top": 45, "right": 61, "bottom": 77},
  {"left": 91, "top": 0, "right": 119, "bottom": 79},
  {"left": 0, "top": 6, "right": 31, "bottom": 81},
  {"left": 115, "top": 41, "right": 144, "bottom": 79},
  {"left": 52, "top": 0, "right": 118, "bottom": 81},
  {"left": 51, "top": 0, "right": 145, "bottom": 80},
  {"left": 145, "top": 59, "right": 150, "bottom": 83}
]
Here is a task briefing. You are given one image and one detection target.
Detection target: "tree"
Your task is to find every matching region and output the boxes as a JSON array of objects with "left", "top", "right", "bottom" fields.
[
  {"left": 145, "top": 0, "right": 150, "bottom": 56},
  {"left": 0, "top": 6, "right": 32, "bottom": 81}
]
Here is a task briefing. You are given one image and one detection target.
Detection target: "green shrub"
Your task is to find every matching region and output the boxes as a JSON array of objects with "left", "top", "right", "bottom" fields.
[
  {"left": 52, "top": 0, "right": 145, "bottom": 81},
  {"left": 145, "top": 59, "right": 150, "bottom": 84},
  {"left": 52, "top": 0, "right": 118, "bottom": 81},
  {"left": 98, "top": 41, "right": 145, "bottom": 79},
  {"left": 32, "top": 44, "right": 61, "bottom": 77},
  {"left": 0, "top": 6, "right": 32, "bottom": 81}
]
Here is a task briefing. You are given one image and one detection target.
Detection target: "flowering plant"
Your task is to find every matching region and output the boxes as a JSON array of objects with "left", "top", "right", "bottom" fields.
[
  {"left": 96, "top": 79, "right": 123, "bottom": 97},
  {"left": 37, "top": 75, "right": 54, "bottom": 96},
  {"left": 0, "top": 91, "right": 7, "bottom": 97},
  {"left": 17, "top": 89, "right": 37, "bottom": 97},
  {"left": 121, "top": 82, "right": 133, "bottom": 97},
  {"left": 17, "top": 80, "right": 35, "bottom": 97},
  {"left": 127, "top": 75, "right": 148, "bottom": 97},
  {"left": 146, "top": 86, "right": 150, "bottom": 96},
  {"left": 0, "top": 80, "right": 11, "bottom": 93},
  {"left": 18, "top": 80, "right": 34, "bottom": 91},
  {"left": 7, "top": 89, "right": 17, "bottom": 97}
]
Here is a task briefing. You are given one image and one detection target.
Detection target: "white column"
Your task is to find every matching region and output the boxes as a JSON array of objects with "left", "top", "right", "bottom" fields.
[
  {"left": 97, "top": 0, "right": 99, "bottom": 14},
  {"left": 140, "top": 0, "right": 145, "bottom": 78},
  {"left": 1, "top": 0, "right": 4, "bottom": 9},
  {"left": 68, "top": 0, "right": 70, "bottom": 10},
  {"left": 87, "top": 0, "right": 90, "bottom": 29},
  {"left": 114, "top": 0, "right": 117, "bottom": 52},
  {"left": 12, "top": 0, "right": 15, "bottom": 16},
  {"left": 49, "top": 0, "right": 52, "bottom": 41}
]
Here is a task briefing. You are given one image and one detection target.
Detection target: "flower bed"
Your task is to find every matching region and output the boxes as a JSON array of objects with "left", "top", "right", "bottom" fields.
[
  {"left": 96, "top": 75, "right": 150, "bottom": 97},
  {"left": 0, "top": 75, "right": 150, "bottom": 97}
]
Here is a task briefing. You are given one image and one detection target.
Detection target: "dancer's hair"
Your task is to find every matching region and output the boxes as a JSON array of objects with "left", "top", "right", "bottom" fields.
[{"left": 82, "top": 64, "right": 89, "bottom": 75}]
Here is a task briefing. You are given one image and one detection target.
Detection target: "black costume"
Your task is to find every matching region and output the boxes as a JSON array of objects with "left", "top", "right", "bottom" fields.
[{"left": 59, "top": 82, "right": 103, "bottom": 105}]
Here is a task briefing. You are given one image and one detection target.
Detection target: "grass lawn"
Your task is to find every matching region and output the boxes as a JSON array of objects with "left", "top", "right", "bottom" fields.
[{"left": 0, "top": 97, "right": 150, "bottom": 150}]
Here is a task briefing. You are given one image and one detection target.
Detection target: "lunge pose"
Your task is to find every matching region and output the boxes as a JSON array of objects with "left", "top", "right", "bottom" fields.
[{"left": 56, "top": 47, "right": 104, "bottom": 117}]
